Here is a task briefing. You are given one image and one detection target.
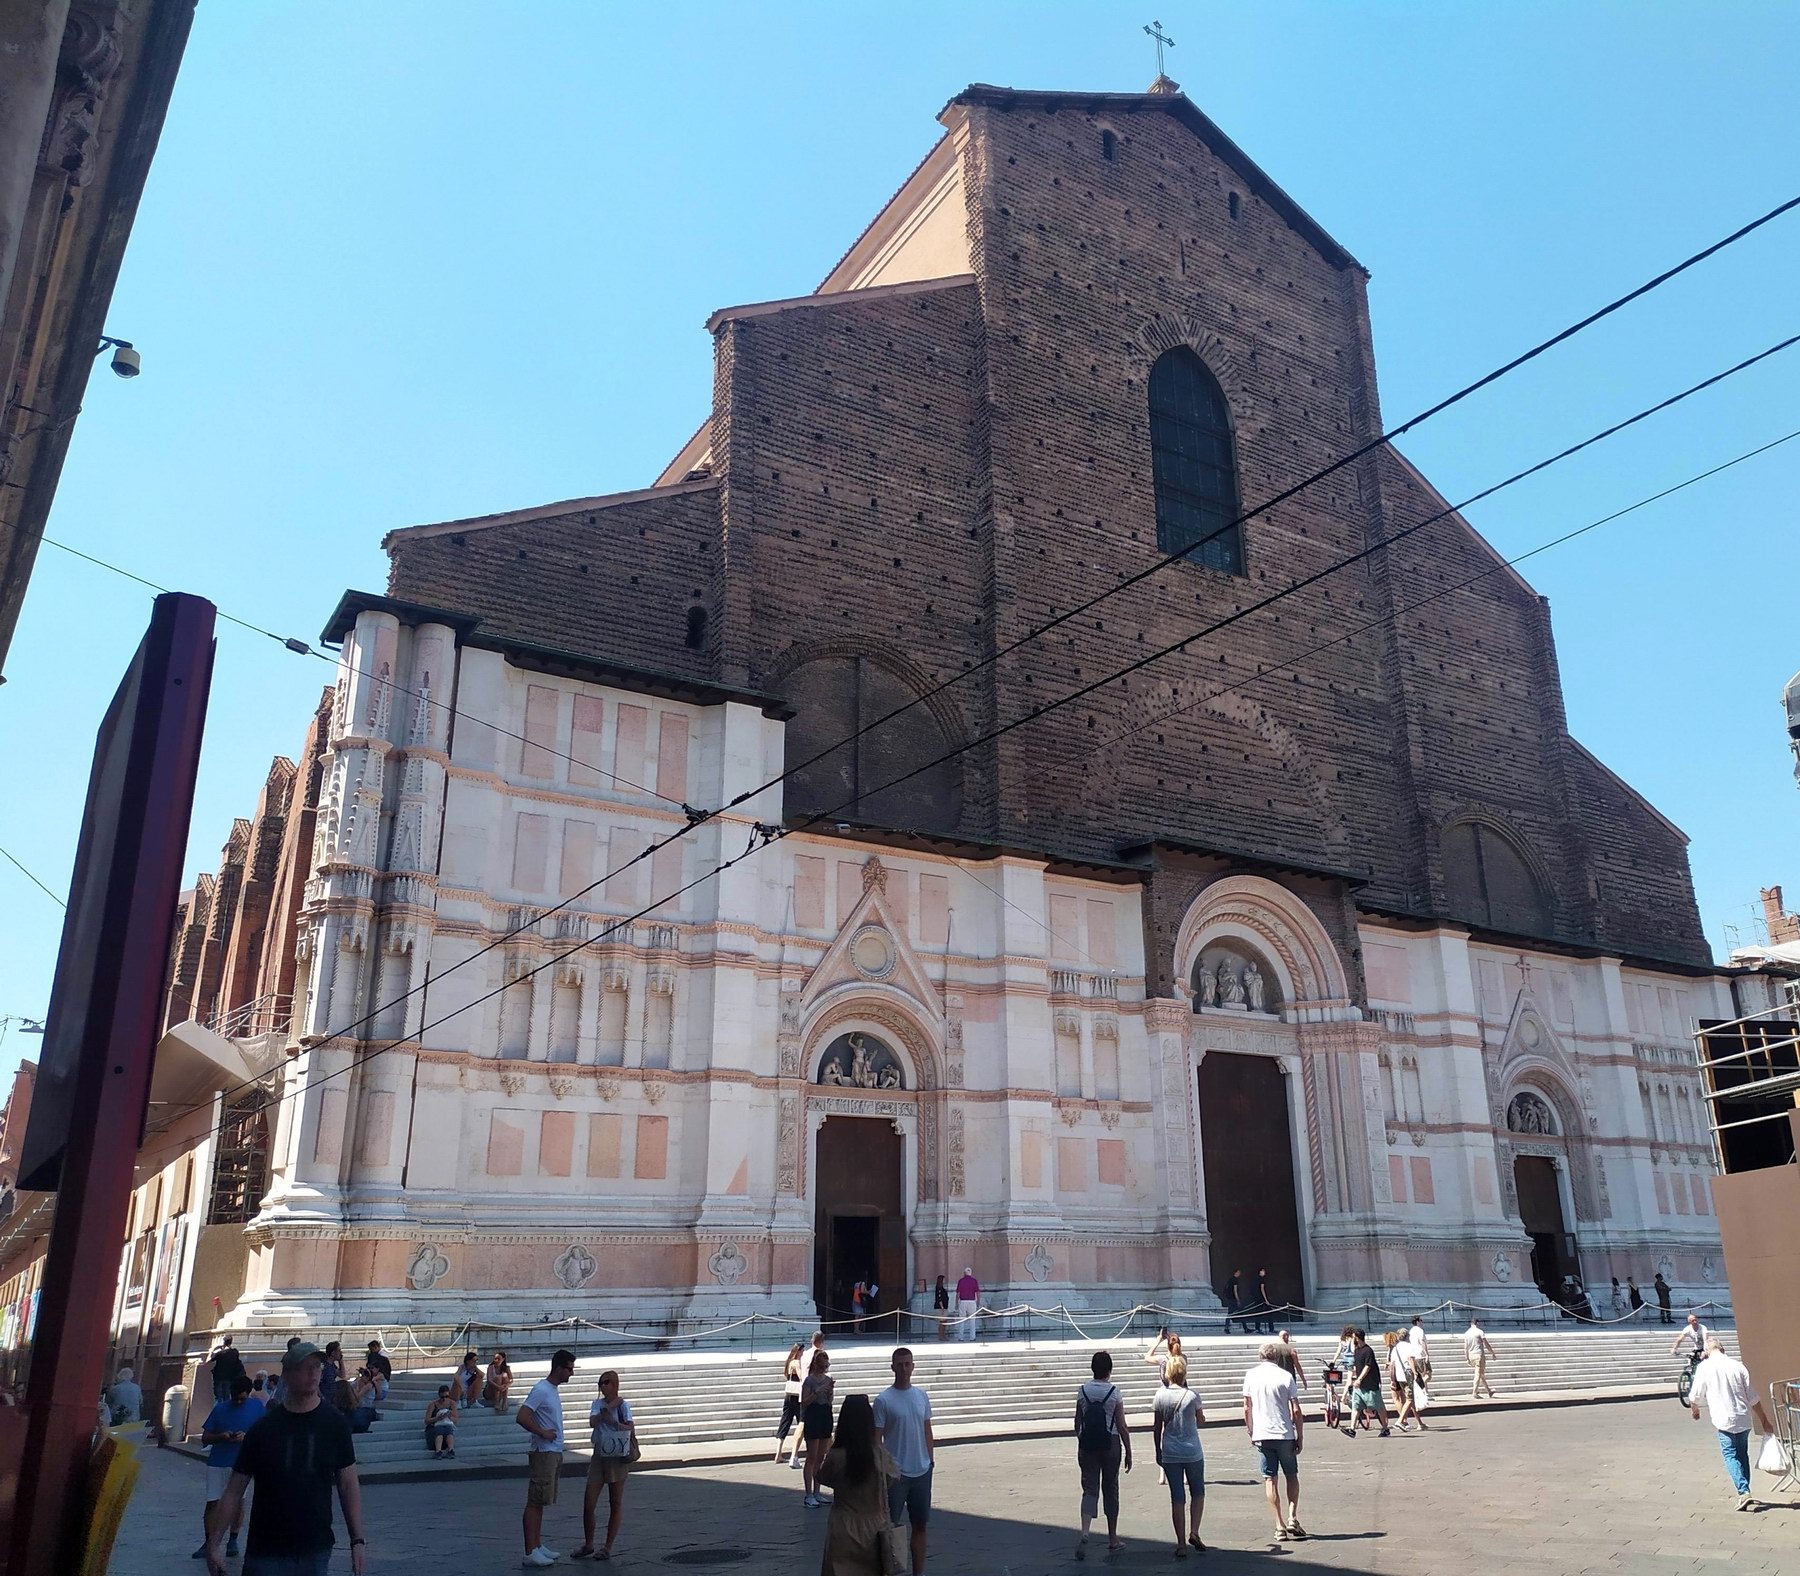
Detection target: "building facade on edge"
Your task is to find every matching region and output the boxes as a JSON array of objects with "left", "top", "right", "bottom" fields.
[{"left": 201, "top": 81, "right": 1770, "bottom": 1333}]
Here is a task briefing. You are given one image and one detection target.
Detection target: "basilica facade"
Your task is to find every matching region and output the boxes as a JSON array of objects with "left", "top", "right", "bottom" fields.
[{"left": 229, "top": 81, "right": 1747, "bottom": 1331}]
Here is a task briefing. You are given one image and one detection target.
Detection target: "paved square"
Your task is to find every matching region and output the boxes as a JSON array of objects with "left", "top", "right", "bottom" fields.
[{"left": 112, "top": 1398, "right": 1793, "bottom": 1574}]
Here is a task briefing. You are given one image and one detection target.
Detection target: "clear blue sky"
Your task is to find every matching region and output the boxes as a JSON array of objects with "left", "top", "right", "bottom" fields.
[{"left": 3, "top": 2, "right": 1797, "bottom": 1077}]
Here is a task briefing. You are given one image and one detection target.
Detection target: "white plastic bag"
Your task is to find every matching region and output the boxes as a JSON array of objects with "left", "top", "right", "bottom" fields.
[
  {"left": 1755, "top": 1434, "right": 1787, "bottom": 1474},
  {"left": 1413, "top": 1382, "right": 1432, "bottom": 1413}
]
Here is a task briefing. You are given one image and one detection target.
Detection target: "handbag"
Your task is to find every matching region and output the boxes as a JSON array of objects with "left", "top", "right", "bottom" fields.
[
  {"left": 1756, "top": 1434, "right": 1788, "bottom": 1475},
  {"left": 1413, "top": 1381, "right": 1432, "bottom": 1413}
]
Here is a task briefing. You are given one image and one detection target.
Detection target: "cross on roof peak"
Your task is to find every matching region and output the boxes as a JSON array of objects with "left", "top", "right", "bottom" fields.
[{"left": 1143, "top": 19, "right": 1181, "bottom": 95}]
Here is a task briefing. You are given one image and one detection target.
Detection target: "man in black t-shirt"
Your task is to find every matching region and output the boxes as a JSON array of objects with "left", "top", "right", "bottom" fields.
[
  {"left": 209, "top": 1335, "right": 247, "bottom": 1397},
  {"left": 1347, "top": 1331, "right": 1390, "bottom": 1438},
  {"left": 207, "top": 1342, "right": 366, "bottom": 1576},
  {"left": 364, "top": 1340, "right": 393, "bottom": 1382}
]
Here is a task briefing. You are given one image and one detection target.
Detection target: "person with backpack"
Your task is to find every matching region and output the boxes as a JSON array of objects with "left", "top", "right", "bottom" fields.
[{"left": 1073, "top": 1350, "right": 1132, "bottom": 1559}]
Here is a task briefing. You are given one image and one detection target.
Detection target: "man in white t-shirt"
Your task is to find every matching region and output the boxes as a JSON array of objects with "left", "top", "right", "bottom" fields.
[
  {"left": 1242, "top": 1342, "right": 1306, "bottom": 1542},
  {"left": 873, "top": 1348, "right": 935, "bottom": 1573},
  {"left": 1461, "top": 1319, "right": 1496, "bottom": 1399},
  {"left": 1407, "top": 1317, "right": 1432, "bottom": 1386},
  {"left": 1669, "top": 1312, "right": 1712, "bottom": 1360},
  {"left": 1687, "top": 1336, "right": 1774, "bottom": 1511},
  {"left": 517, "top": 1348, "right": 576, "bottom": 1568}
]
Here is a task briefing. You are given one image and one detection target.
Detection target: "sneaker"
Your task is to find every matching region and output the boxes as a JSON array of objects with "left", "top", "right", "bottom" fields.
[
  {"left": 538, "top": 1548, "right": 561, "bottom": 1562},
  {"left": 802, "top": 1494, "right": 819, "bottom": 1508},
  {"left": 523, "top": 1551, "right": 558, "bottom": 1569},
  {"left": 1287, "top": 1520, "right": 1308, "bottom": 1540},
  {"left": 1342, "top": 1425, "right": 1355, "bottom": 1438},
  {"left": 1736, "top": 1494, "right": 1755, "bottom": 1512},
  {"left": 789, "top": 1454, "right": 803, "bottom": 1470}
]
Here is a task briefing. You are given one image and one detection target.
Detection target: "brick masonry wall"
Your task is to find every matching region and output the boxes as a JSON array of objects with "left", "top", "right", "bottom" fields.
[{"left": 377, "top": 88, "right": 1708, "bottom": 971}]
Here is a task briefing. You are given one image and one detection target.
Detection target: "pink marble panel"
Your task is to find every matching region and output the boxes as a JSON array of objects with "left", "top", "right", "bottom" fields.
[
  {"left": 793, "top": 855, "right": 827, "bottom": 930},
  {"left": 560, "top": 819, "right": 595, "bottom": 897},
  {"left": 836, "top": 861, "right": 860, "bottom": 927},
  {"left": 1389, "top": 1153, "right": 1408, "bottom": 1204},
  {"left": 635, "top": 1115, "right": 669, "bottom": 1180},
  {"left": 539, "top": 1111, "right": 574, "bottom": 1176},
  {"left": 570, "top": 696, "right": 605, "bottom": 786},
  {"left": 726, "top": 1155, "right": 749, "bottom": 1195},
  {"left": 586, "top": 1114, "right": 622, "bottom": 1178},
  {"left": 1049, "top": 895, "right": 1078, "bottom": 961},
  {"left": 606, "top": 826, "right": 645, "bottom": 906},
  {"left": 1020, "top": 1131, "right": 1044, "bottom": 1190},
  {"left": 512, "top": 813, "right": 549, "bottom": 893},
  {"left": 312, "top": 1088, "right": 346, "bottom": 1166},
  {"left": 1085, "top": 900, "right": 1116, "bottom": 968},
  {"left": 1670, "top": 1173, "right": 1690, "bottom": 1215},
  {"left": 1056, "top": 1136, "right": 1087, "bottom": 1193},
  {"left": 1409, "top": 1155, "right": 1434, "bottom": 1205},
  {"left": 650, "top": 836, "right": 682, "bottom": 914},
  {"left": 1691, "top": 1173, "right": 1712, "bottom": 1215},
  {"left": 1652, "top": 1169, "right": 1668, "bottom": 1214},
  {"left": 1097, "top": 1137, "right": 1126, "bottom": 1186},
  {"left": 357, "top": 1091, "right": 393, "bottom": 1167},
  {"left": 656, "top": 713, "right": 689, "bottom": 803},
  {"left": 487, "top": 1113, "right": 524, "bottom": 1177},
  {"left": 1473, "top": 1157, "right": 1496, "bottom": 1206},
  {"left": 521, "top": 685, "right": 560, "bottom": 779},
  {"left": 917, "top": 874, "right": 949, "bottom": 946},
  {"left": 614, "top": 704, "right": 648, "bottom": 790}
]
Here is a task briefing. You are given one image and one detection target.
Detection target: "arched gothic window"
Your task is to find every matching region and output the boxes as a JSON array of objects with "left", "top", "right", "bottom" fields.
[
  {"left": 1149, "top": 347, "right": 1243, "bottom": 574},
  {"left": 1441, "top": 819, "right": 1551, "bottom": 936}
]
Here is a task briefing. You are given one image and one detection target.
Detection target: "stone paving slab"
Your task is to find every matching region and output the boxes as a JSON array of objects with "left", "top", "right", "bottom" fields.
[{"left": 111, "top": 1396, "right": 1794, "bottom": 1575}]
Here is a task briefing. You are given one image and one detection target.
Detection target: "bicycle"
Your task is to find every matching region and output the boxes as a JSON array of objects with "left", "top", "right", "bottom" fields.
[{"left": 1676, "top": 1350, "right": 1701, "bottom": 1407}]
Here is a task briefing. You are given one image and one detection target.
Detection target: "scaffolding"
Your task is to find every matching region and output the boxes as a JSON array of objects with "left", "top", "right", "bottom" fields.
[
  {"left": 206, "top": 1088, "right": 272, "bottom": 1224},
  {"left": 1693, "top": 1001, "right": 1800, "bottom": 1174}
]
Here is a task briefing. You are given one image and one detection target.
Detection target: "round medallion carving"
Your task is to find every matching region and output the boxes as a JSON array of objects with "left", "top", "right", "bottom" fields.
[{"left": 849, "top": 925, "right": 896, "bottom": 980}]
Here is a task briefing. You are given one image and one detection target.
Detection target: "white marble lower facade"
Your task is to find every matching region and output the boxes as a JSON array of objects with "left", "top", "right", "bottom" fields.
[{"left": 228, "top": 602, "right": 1732, "bottom": 1331}]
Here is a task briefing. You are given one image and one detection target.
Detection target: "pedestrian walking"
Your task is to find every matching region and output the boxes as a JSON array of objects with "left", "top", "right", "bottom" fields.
[
  {"left": 517, "top": 1346, "right": 576, "bottom": 1568},
  {"left": 1653, "top": 1272, "right": 1673, "bottom": 1325},
  {"left": 1688, "top": 1336, "right": 1775, "bottom": 1510},
  {"left": 933, "top": 1274, "right": 950, "bottom": 1312},
  {"left": 818, "top": 1393, "right": 896, "bottom": 1576},
  {"left": 1073, "top": 1350, "right": 1131, "bottom": 1559},
  {"left": 204, "top": 1340, "right": 365, "bottom": 1576},
  {"left": 106, "top": 1365, "right": 143, "bottom": 1426},
  {"left": 1223, "top": 1269, "right": 1243, "bottom": 1335},
  {"left": 1144, "top": 1330, "right": 1182, "bottom": 1484},
  {"left": 575, "top": 1369, "right": 637, "bottom": 1561},
  {"left": 192, "top": 1370, "right": 263, "bottom": 1560},
  {"left": 1627, "top": 1277, "right": 1644, "bottom": 1316},
  {"left": 1462, "top": 1317, "right": 1496, "bottom": 1399},
  {"left": 775, "top": 1340, "right": 807, "bottom": 1467},
  {"left": 1243, "top": 1339, "right": 1306, "bottom": 1541},
  {"left": 955, "top": 1267, "right": 979, "bottom": 1341},
  {"left": 1407, "top": 1316, "right": 1433, "bottom": 1389},
  {"left": 424, "top": 1386, "right": 457, "bottom": 1458},
  {"left": 1385, "top": 1331, "right": 1427, "bottom": 1432},
  {"left": 1609, "top": 1277, "right": 1626, "bottom": 1319},
  {"left": 1323, "top": 1326, "right": 1356, "bottom": 1429},
  {"left": 1347, "top": 1330, "right": 1389, "bottom": 1438},
  {"left": 1253, "top": 1268, "right": 1276, "bottom": 1333},
  {"left": 873, "top": 1347, "right": 934, "bottom": 1573},
  {"left": 1151, "top": 1353, "right": 1207, "bottom": 1557},
  {"left": 801, "top": 1349, "right": 837, "bottom": 1507},
  {"left": 1276, "top": 1330, "right": 1309, "bottom": 1392}
]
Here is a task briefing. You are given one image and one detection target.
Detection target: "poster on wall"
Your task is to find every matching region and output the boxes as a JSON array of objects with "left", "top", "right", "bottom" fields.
[
  {"left": 25, "top": 1287, "right": 40, "bottom": 1340},
  {"left": 152, "top": 1218, "right": 187, "bottom": 1356}
]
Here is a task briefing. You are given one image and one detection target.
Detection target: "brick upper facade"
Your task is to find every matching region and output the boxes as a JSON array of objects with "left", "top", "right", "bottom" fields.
[{"left": 383, "top": 83, "right": 1708, "bottom": 971}]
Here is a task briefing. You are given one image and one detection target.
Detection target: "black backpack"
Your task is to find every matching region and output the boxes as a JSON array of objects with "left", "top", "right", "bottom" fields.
[{"left": 1077, "top": 1384, "right": 1115, "bottom": 1454}]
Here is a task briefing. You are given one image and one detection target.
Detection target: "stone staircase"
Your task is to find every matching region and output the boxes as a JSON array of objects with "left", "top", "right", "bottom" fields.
[{"left": 331, "top": 1325, "right": 1706, "bottom": 1477}]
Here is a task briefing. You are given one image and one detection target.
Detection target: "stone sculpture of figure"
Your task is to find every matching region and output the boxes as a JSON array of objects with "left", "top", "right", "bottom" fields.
[
  {"left": 878, "top": 1064, "right": 900, "bottom": 1089},
  {"left": 1244, "top": 961, "right": 1266, "bottom": 1013},
  {"left": 1197, "top": 964, "right": 1218, "bottom": 1008},
  {"left": 849, "top": 1033, "right": 876, "bottom": 1088},
  {"left": 1217, "top": 959, "right": 1246, "bottom": 1008},
  {"left": 823, "top": 1058, "right": 847, "bottom": 1086}
]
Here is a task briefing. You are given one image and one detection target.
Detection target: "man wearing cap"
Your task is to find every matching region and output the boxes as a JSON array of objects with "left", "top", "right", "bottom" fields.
[
  {"left": 955, "top": 1267, "right": 980, "bottom": 1342},
  {"left": 207, "top": 1341, "right": 365, "bottom": 1576}
]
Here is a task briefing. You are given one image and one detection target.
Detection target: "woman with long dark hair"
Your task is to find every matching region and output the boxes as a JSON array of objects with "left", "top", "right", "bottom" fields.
[
  {"left": 818, "top": 1393, "right": 894, "bottom": 1575},
  {"left": 800, "top": 1349, "right": 837, "bottom": 1508},
  {"left": 774, "top": 1340, "right": 807, "bottom": 1466}
]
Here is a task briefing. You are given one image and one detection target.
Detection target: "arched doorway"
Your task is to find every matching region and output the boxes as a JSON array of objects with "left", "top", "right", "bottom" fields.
[
  {"left": 1199, "top": 1051, "right": 1305, "bottom": 1316},
  {"left": 1513, "top": 1154, "right": 1573, "bottom": 1294},
  {"left": 813, "top": 1117, "right": 905, "bottom": 1332}
]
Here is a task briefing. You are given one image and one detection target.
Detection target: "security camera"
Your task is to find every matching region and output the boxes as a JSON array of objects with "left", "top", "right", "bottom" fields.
[{"left": 110, "top": 342, "right": 140, "bottom": 378}]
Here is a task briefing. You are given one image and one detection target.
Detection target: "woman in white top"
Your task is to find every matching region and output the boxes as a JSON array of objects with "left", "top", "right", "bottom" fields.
[
  {"left": 575, "top": 1369, "right": 637, "bottom": 1560},
  {"left": 1386, "top": 1331, "right": 1428, "bottom": 1431},
  {"left": 773, "top": 1341, "right": 806, "bottom": 1466},
  {"left": 1151, "top": 1354, "right": 1208, "bottom": 1556},
  {"left": 451, "top": 1350, "right": 483, "bottom": 1407},
  {"left": 1143, "top": 1331, "right": 1182, "bottom": 1484}
]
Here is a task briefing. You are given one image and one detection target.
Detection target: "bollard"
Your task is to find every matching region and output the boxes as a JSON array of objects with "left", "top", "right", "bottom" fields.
[{"left": 161, "top": 1382, "right": 189, "bottom": 1443}]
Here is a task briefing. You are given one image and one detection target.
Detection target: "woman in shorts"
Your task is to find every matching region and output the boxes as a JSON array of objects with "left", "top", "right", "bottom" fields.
[
  {"left": 574, "top": 1370, "right": 636, "bottom": 1560},
  {"left": 1151, "top": 1354, "right": 1207, "bottom": 1556},
  {"left": 425, "top": 1384, "right": 457, "bottom": 1458},
  {"left": 483, "top": 1349, "right": 514, "bottom": 1413},
  {"left": 800, "top": 1348, "right": 837, "bottom": 1508}
]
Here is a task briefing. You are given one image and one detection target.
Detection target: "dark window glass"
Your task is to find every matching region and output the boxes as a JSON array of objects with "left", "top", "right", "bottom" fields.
[{"left": 1148, "top": 348, "right": 1243, "bottom": 574}]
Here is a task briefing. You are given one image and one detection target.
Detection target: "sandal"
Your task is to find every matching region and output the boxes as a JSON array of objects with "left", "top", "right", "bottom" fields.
[{"left": 569, "top": 1549, "right": 595, "bottom": 1561}]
